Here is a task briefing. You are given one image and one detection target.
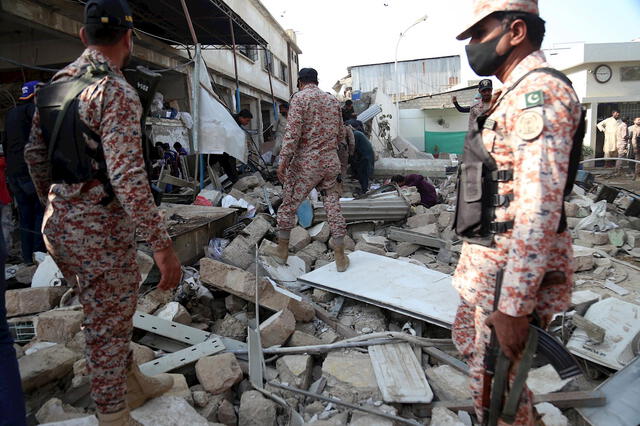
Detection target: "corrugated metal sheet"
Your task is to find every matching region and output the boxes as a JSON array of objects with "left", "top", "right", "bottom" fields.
[
  {"left": 357, "top": 104, "right": 382, "bottom": 123},
  {"left": 351, "top": 56, "right": 461, "bottom": 98}
]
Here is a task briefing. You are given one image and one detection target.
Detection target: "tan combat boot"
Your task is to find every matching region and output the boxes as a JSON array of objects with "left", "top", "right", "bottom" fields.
[
  {"left": 334, "top": 245, "right": 350, "bottom": 272},
  {"left": 126, "top": 363, "right": 173, "bottom": 409},
  {"left": 97, "top": 408, "right": 142, "bottom": 426},
  {"left": 266, "top": 238, "right": 289, "bottom": 265}
]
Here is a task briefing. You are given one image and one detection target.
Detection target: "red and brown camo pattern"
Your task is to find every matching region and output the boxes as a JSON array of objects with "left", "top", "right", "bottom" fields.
[
  {"left": 277, "top": 84, "right": 346, "bottom": 238},
  {"left": 468, "top": 101, "right": 492, "bottom": 131},
  {"left": 452, "top": 50, "right": 582, "bottom": 425},
  {"left": 338, "top": 125, "right": 355, "bottom": 177},
  {"left": 25, "top": 48, "right": 171, "bottom": 414}
]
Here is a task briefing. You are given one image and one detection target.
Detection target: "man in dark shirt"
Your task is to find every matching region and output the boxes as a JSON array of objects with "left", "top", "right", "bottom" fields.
[
  {"left": 2, "top": 80, "right": 45, "bottom": 264},
  {"left": 391, "top": 174, "right": 438, "bottom": 207},
  {"left": 351, "top": 130, "right": 375, "bottom": 193}
]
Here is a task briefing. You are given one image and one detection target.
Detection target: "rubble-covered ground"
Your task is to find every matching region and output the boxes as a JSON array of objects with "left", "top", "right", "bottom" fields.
[{"left": 5, "top": 165, "right": 640, "bottom": 425}]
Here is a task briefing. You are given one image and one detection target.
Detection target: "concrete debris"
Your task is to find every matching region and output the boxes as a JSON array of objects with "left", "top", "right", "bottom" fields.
[
  {"left": 155, "top": 302, "right": 192, "bottom": 325},
  {"left": 221, "top": 214, "right": 272, "bottom": 269},
  {"left": 259, "top": 309, "right": 296, "bottom": 347},
  {"left": 213, "top": 314, "right": 248, "bottom": 342},
  {"left": 288, "top": 330, "right": 323, "bottom": 347},
  {"left": 217, "top": 398, "right": 238, "bottom": 425},
  {"left": 290, "top": 226, "right": 312, "bottom": 251},
  {"left": 200, "top": 257, "right": 314, "bottom": 321},
  {"left": 238, "top": 390, "right": 277, "bottom": 426},
  {"left": 309, "top": 221, "right": 331, "bottom": 243},
  {"left": 276, "top": 354, "right": 313, "bottom": 389},
  {"left": 322, "top": 351, "right": 382, "bottom": 402},
  {"left": 430, "top": 407, "right": 466, "bottom": 426},
  {"left": 527, "top": 364, "right": 573, "bottom": 395},
  {"left": 6, "top": 286, "right": 67, "bottom": 317},
  {"left": 165, "top": 374, "right": 194, "bottom": 406},
  {"left": 35, "top": 309, "right": 84, "bottom": 344},
  {"left": 535, "top": 402, "right": 569, "bottom": 426},
  {"left": 36, "top": 398, "right": 87, "bottom": 424},
  {"left": 19, "top": 344, "right": 79, "bottom": 392},
  {"left": 425, "top": 365, "right": 471, "bottom": 401},
  {"left": 137, "top": 288, "right": 172, "bottom": 314},
  {"left": 195, "top": 353, "right": 243, "bottom": 394}
]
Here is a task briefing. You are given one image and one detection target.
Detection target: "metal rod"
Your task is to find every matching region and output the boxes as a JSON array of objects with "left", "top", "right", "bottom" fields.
[
  {"left": 228, "top": 16, "right": 241, "bottom": 113},
  {"left": 267, "top": 381, "right": 422, "bottom": 426},
  {"left": 179, "top": 0, "right": 199, "bottom": 45},
  {"left": 581, "top": 157, "right": 640, "bottom": 165}
]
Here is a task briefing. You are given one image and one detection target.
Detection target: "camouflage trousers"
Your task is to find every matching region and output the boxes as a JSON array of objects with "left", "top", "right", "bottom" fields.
[
  {"left": 43, "top": 191, "right": 140, "bottom": 414},
  {"left": 277, "top": 154, "right": 346, "bottom": 239},
  {"left": 452, "top": 300, "right": 536, "bottom": 426},
  {"left": 616, "top": 140, "right": 629, "bottom": 170},
  {"left": 337, "top": 143, "right": 350, "bottom": 177}
]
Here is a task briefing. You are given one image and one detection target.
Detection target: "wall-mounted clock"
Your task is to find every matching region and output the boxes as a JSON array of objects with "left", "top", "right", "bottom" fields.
[{"left": 594, "top": 64, "right": 612, "bottom": 84}]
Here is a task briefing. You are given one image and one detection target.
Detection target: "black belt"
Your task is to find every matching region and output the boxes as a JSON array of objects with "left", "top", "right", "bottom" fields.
[{"left": 489, "top": 221, "right": 514, "bottom": 234}]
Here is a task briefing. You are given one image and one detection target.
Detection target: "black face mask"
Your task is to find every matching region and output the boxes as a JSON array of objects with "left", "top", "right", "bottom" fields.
[{"left": 465, "top": 27, "right": 514, "bottom": 76}]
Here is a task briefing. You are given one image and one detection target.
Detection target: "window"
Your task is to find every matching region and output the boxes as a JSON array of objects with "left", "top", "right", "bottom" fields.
[
  {"left": 237, "top": 45, "right": 258, "bottom": 62},
  {"left": 262, "top": 50, "right": 274, "bottom": 73},
  {"left": 280, "top": 61, "right": 288, "bottom": 83},
  {"left": 621, "top": 66, "right": 640, "bottom": 82}
]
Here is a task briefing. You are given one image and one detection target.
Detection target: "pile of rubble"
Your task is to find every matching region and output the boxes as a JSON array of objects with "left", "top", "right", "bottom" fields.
[{"left": 5, "top": 170, "right": 640, "bottom": 425}]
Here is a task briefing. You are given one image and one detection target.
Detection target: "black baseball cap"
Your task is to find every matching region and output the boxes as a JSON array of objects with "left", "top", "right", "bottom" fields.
[
  {"left": 84, "top": 0, "right": 134, "bottom": 29},
  {"left": 298, "top": 68, "right": 319, "bottom": 82},
  {"left": 478, "top": 79, "right": 492, "bottom": 91}
]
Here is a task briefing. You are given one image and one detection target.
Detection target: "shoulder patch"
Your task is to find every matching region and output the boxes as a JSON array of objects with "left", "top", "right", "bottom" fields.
[
  {"left": 515, "top": 110, "right": 544, "bottom": 141},
  {"left": 523, "top": 90, "right": 544, "bottom": 109}
]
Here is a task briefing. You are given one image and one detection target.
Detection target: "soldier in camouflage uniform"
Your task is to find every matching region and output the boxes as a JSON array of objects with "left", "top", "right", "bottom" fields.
[
  {"left": 338, "top": 124, "right": 355, "bottom": 177},
  {"left": 452, "top": 79, "right": 494, "bottom": 131},
  {"left": 453, "top": 0, "right": 582, "bottom": 424},
  {"left": 25, "top": 1, "right": 181, "bottom": 424},
  {"left": 270, "top": 68, "right": 350, "bottom": 272}
]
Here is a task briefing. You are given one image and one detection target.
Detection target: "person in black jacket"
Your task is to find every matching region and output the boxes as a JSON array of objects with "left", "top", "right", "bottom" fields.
[{"left": 2, "top": 81, "right": 45, "bottom": 265}]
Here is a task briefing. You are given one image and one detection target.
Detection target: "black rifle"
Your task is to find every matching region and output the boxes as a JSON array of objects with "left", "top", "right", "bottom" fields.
[
  {"left": 482, "top": 270, "right": 582, "bottom": 425},
  {"left": 124, "top": 66, "right": 163, "bottom": 205}
]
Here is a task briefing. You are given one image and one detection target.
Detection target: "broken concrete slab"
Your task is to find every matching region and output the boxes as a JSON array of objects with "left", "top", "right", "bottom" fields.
[
  {"left": 233, "top": 175, "right": 261, "bottom": 192},
  {"left": 259, "top": 309, "right": 296, "bottom": 348},
  {"left": 131, "top": 396, "right": 209, "bottom": 425},
  {"left": 290, "top": 226, "right": 311, "bottom": 252},
  {"left": 213, "top": 314, "right": 248, "bottom": 342},
  {"left": 35, "top": 309, "right": 83, "bottom": 344},
  {"left": 221, "top": 215, "right": 272, "bottom": 269},
  {"left": 300, "top": 251, "right": 459, "bottom": 328},
  {"left": 216, "top": 398, "right": 237, "bottom": 425},
  {"left": 195, "top": 353, "right": 243, "bottom": 394},
  {"left": 36, "top": 398, "right": 87, "bottom": 424},
  {"left": 567, "top": 297, "right": 640, "bottom": 370},
  {"left": 354, "top": 241, "right": 387, "bottom": 256},
  {"left": 322, "top": 351, "right": 382, "bottom": 402},
  {"left": 5, "top": 286, "right": 67, "bottom": 317},
  {"left": 309, "top": 222, "right": 331, "bottom": 243},
  {"left": 527, "top": 364, "right": 573, "bottom": 395},
  {"left": 276, "top": 354, "right": 313, "bottom": 390},
  {"left": 572, "top": 245, "right": 595, "bottom": 272},
  {"left": 165, "top": 374, "right": 194, "bottom": 406},
  {"left": 258, "top": 240, "right": 308, "bottom": 283},
  {"left": 131, "top": 342, "right": 155, "bottom": 365},
  {"left": 287, "top": 330, "right": 323, "bottom": 347},
  {"left": 406, "top": 213, "right": 437, "bottom": 228},
  {"left": 137, "top": 288, "right": 172, "bottom": 314},
  {"left": 19, "top": 344, "right": 79, "bottom": 392},
  {"left": 238, "top": 390, "right": 277, "bottom": 426},
  {"left": 155, "top": 302, "right": 192, "bottom": 325},
  {"left": 577, "top": 230, "right": 610, "bottom": 246},
  {"left": 425, "top": 365, "right": 471, "bottom": 401},
  {"left": 395, "top": 242, "right": 420, "bottom": 257},
  {"left": 430, "top": 407, "right": 466, "bottom": 426},
  {"left": 607, "top": 228, "right": 626, "bottom": 247},
  {"left": 200, "top": 258, "right": 314, "bottom": 321},
  {"left": 413, "top": 223, "right": 440, "bottom": 237},
  {"left": 535, "top": 402, "right": 568, "bottom": 426}
]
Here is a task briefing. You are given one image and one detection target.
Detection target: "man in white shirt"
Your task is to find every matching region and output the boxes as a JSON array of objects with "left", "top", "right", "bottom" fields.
[{"left": 597, "top": 110, "right": 622, "bottom": 167}]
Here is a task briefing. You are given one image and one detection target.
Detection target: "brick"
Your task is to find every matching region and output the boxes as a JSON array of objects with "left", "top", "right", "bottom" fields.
[{"left": 5, "top": 287, "right": 67, "bottom": 317}]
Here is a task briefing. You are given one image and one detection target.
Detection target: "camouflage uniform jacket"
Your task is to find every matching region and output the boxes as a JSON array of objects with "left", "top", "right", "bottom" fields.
[
  {"left": 468, "top": 101, "right": 491, "bottom": 130},
  {"left": 452, "top": 50, "right": 582, "bottom": 317},
  {"left": 25, "top": 48, "right": 171, "bottom": 252},
  {"left": 280, "top": 84, "right": 344, "bottom": 166}
]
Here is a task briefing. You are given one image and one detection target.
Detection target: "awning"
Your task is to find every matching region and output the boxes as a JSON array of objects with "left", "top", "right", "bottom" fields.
[{"left": 130, "top": 0, "right": 267, "bottom": 47}]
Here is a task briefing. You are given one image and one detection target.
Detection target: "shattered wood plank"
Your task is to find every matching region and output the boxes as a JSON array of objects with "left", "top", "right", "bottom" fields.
[
  {"left": 430, "top": 391, "right": 606, "bottom": 412},
  {"left": 199, "top": 258, "right": 315, "bottom": 321},
  {"left": 387, "top": 227, "right": 446, "bottom": 249},
  {"left": 369, "top": 343, "right": 434, "bottom": 403}
]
